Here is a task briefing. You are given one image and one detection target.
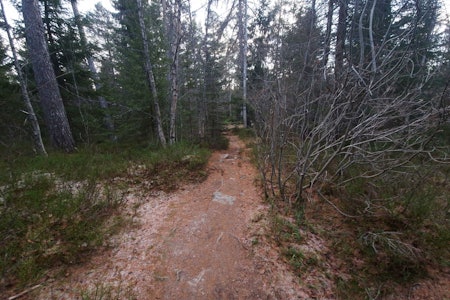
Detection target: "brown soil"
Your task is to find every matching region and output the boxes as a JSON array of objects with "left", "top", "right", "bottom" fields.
[
  {"left": 31, "top": 133, "right": 306, "bottom": 299},
  {"left": 17, "top": 132, "right": 450, "bottom": 299}
]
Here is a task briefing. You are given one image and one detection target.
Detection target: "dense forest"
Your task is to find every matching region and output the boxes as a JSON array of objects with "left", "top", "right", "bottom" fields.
[
  {"left": 0, "top": 0, "right": 448, "bottom": 155},
  {"left": 0, "top": 0, "right": 449, "bottom": 298}
]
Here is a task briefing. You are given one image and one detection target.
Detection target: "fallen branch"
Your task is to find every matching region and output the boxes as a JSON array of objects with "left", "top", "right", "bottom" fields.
[
  {"left": 8, "top": 284, "right": 42, "bottom": 300},
  {"left": 317, "top": 190, "right": 359, "bottom": 218}
]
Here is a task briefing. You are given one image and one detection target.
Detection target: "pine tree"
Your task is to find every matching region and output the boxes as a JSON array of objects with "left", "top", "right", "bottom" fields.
[
  {"left": 70, "top": 0, "right": 116, "bottom": 140},
  {"left": 22, "top": 0, "right": 75, "bottom": 152}
]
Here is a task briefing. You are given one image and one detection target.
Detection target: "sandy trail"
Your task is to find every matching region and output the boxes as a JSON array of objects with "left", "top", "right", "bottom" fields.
[{"left": 35, "top": 133, "right": 304, "bottom": 299}]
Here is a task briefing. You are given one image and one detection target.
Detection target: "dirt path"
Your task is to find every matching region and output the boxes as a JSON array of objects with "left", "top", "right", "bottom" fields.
[{"left": 35, "top": 133, "right": 304, "bottom": 299}]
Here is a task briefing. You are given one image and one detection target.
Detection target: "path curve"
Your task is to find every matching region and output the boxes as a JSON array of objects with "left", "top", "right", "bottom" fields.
[{"left": 36, "top": 133, "right": 305, "bottom": 299}]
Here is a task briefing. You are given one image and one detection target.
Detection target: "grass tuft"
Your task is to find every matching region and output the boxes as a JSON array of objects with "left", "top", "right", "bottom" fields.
[
  {"left": 80, "top": 282, "right": 137, "bottom": 300},
  {"left": 270, "top": 214, "right": 303, "bottom": 245},
  {"left": 282, "top": 246, "right": 305, "bottom": 272}
]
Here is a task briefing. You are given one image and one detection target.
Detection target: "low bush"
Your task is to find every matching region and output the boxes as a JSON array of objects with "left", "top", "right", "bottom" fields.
[{"left": 0, "top": 176, "right": 124, "bottom": 288}]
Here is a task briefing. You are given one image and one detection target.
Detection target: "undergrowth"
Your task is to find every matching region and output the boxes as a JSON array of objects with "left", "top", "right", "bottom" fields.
[
  {"left": 0, "top": 177, "right": 124, "bottom": 291},
  {"left": 0, "top": 142, "right": 210, "bottom": 295},
  {"left": 249, "top": 130, "right": 449, "bottom": 298},
  {"left": 343, "top": 165, "right": 446, "bottom": 296},
  {"left": 232, "top": 126, "right": 256, "bottom": 140},
  {"left": 80, "top": 282, "right": 137, "bottom": 300}
]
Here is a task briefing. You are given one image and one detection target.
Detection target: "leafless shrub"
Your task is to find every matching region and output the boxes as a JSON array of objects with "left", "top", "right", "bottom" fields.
[
  {"left": 250, "top": 1, "right": 449, "bottom": 209},
  {"left": 360, "top": 231, "right": 422, "bottom": 260}
]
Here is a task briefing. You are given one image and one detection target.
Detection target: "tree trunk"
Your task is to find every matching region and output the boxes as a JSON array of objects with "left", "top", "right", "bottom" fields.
[
  {"left": 70, "top": 0, "right": 116, "bottom": 140},
  {"left": 369, "top": 0, "right": 378, "bottom": 73},
  {"left": 42, "top": 0, "right": 64, "bottom": 88},
  {"left": 22, "top": 0, "right": 75, "bottom": 153},
  {"left": 136, "top": 0, "right": 166, "bottom": 147},
  {"left": 0, "top": 0, "right": 47, "bottom": 156},
  {"left": 198, "top": 0, "right": 214, "bottom": 140},
  {"left": 163, "top": 0, "right": 182, "bottom": 145},
  {"left": 239, "top": 0, "right": 248, "bottom": 127},
  {"left": 322, "top": 0, "right": 333, "bottom": 79},
  {"left": 358, "top": 0, "right": 369, "bottom": 68},
  {"left": 335, "top": 0, "right": 347, "bottom": 78}
]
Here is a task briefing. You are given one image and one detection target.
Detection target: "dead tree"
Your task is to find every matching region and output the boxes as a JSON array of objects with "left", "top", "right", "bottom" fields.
[{"left": 251, "top": 0, "right": 444, "bottom": 208}]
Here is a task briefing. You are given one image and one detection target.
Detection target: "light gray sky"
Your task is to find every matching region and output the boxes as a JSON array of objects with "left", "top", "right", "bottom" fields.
[
  {"left": 77, "top": 0, "right": 114, "bottom": 12},
  {"left": 78, "top": 0, "right": 206, "bottom": 18},
  {"left": 78, "top": 0, "right": 205, "bottom": 13},
  {"left": 3, "top": 0, "right": 450, "bottom": 22},
  {"left": 1, "top": 0, "right": 449, "bottom": 34},
  {"left": 79, "top": 0, "right": 450, "bottom": 17},
  {"left": 2, "top": 0, "right": 209, "bottom": 23},
  {"left": 2, "top": 0, "right": 113, "bottom": 20}
]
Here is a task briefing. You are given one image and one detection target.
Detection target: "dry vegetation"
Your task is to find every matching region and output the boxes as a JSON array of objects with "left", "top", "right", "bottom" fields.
[
  {"left": 0, "top": 143, "right": 210, "bottom": 298},
  {"left": 237, "top": 126, "right": 449, "bottom": 299}
]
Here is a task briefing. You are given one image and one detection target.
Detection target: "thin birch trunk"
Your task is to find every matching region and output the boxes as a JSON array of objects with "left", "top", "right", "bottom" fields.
[
  {"left": 0, "top": 0, "right": 47, "bottom": 156},
  {"left": 136, "top": 0, "right": 166, "bottom": 147},
  {"left": 239, "top": 0, "right": 248, "bottom": 127},
  {"left": 335, "top": 0, "right": 347, "bottom": 78},
  {"left": 322, "top": 0, "right": 333, "bottom": 80},
  {"left": 163, "top": 0, "right": 182, "bottom": 145},
  {"left": 199, "top": 0, "right": 214, "bottom": 140},
  {"left": 359, "top": 0, "right": 369, "bottom": 68},
  {"left": 369, "top": 0, "right": 378, "bottom": 73}
]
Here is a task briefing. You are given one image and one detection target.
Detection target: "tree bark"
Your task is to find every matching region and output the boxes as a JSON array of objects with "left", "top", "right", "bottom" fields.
[
  {"left": 369, "top": 0, "right": 378, "bottom": 73},
  {"left": 70, "top": 0, "right": 116, "bottom": 140},
  {"left": 239, "top": 0, "right": 248, "bottom": 127},
  {"left": 163, "top": 0, "right": 182, "bottom": 145},
  {"left": 136, "top": 0, "right": 166, "bottom": 147},
  {"left": 358, "top": 0, "right": 369, "bottom": 68},
  {"left": 322, "top": 0, "right": 333, "bottom": 79},
  {"left": 335, "top": 0, "right": 347, "bottom": 78},
  {"left": 22, "top": 0, "right": 75, "bottom": 152},
  {"left": 42, "top": 0, "right": 65, "bottom": 88},
  {"left": 198, "top": 0, "right": 214, "bottom": 140},
  {"left": 1, "top": 0, "right": 47, "bottom": 156}
]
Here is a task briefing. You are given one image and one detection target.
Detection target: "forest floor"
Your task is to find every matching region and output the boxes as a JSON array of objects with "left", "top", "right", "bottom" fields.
[
  {"left": 31, "top": 132, "right": 305, "bottom": 299},
  {"left": 19, "top": 131, "right": 449, "bottom": 299}
]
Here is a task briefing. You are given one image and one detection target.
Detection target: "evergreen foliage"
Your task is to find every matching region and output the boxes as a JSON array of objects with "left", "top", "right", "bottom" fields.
[{"left": 0, "top": 38, "right": 23, "bottom": 150}]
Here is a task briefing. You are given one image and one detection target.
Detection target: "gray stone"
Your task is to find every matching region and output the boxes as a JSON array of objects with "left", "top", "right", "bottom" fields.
[{"left": 212, "top": 192, "right": 235, "bottom": 205}]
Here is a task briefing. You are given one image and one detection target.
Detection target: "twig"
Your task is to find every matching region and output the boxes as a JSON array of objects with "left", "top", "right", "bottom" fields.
[
  {"left": 230, "top": 233, "right": 249, "bottom": 250},
  {"left": 216, "top": 231, "right": 224, "bottom": 244},
  {"left": 8, "top": 284, "right": 42, "bottom": 300},
  {"left": 317, "top": 190, "right": 359, "bottom": 218}
]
